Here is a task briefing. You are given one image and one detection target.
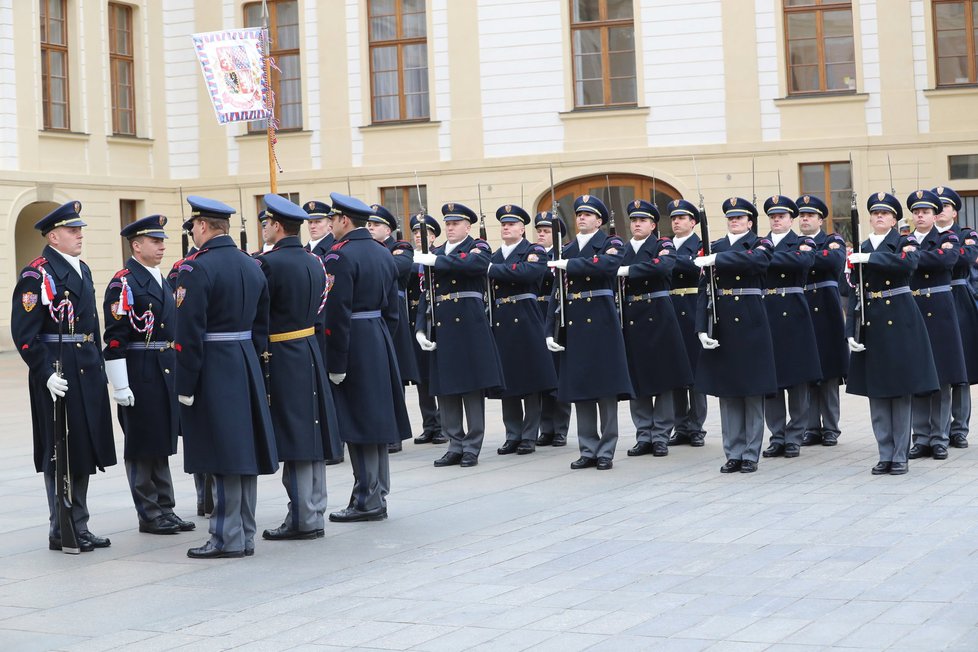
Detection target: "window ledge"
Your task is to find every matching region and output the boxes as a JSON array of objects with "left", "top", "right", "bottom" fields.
[
  {"left": 38, "top": 130, "right": 90, "bottom": 141},
  {"left": 559, "top": 106, "right": 650, "bottom": 120},
  {"left": 924, "top": 86, "right": 978, "bottom": 97},
  {"left": 774, "top": 92, "right": 868, "bottom": 107},
  {"left": 107, "top": 135, "right": 154, "bottom": 146},
  {"left": 359, "top": 120, "right": 440, "bottom": 132},
  {"left": 236, "top": 129, "right": 311, "bottom": 140}
]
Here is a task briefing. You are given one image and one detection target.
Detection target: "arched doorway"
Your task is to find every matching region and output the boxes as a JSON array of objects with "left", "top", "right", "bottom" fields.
[
  {"left": 535, "top": 173, "right": 682, "bottom": 238},
  {"left": 15, "top": 202, "right": 59, "bottom": 272}
]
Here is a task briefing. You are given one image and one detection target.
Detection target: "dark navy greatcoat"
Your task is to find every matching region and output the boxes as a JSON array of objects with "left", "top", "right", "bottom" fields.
[
  {"left": 910, "top": 227, "right": 967, "bottom": 386},
  {"left": 416, "top": 235, "right": 504, "bottom": 396},
  {"left": 488, "top": 239, "right": 557, "bottom": 397},
  {"left": 764, "top": 231, "right": 822, "bottom": 389},
  {"left": 323, "top": 228, "right": 411, "bottom": 444},
  {"left": 949, "top": 224, "right": 978, "bottom": 383},
  {"left": 671, "top": 233, "right": 702, "bottom": 375},
  {"left": 11, "top": 246, "right": 117, "bottom": 474},
  {"left": 173, "top": 234, "right": 278, "bottom": 475},
  {"left": 255, "top": 236, "right": 338, "bottom": 461},
  {"left": 385, "top": 235, "right": 421, "bottom": 384},
  {"left": 805, "top": 230, "right": 849, "bottom": 381},
  {"left": 846, "top": 229, "right": 940, "bottom": 398},
  {"left": 102, "top": 259, "right": 178, "bottom": 460},
  {"left": 545, "top": 229, "right": 633, "bottom": 402},
  {"left": 622, "top": 237, "right": 693, "bottom": 396},
  {"left": 694, "top": 232, "right": 778, "bottom": 398}
]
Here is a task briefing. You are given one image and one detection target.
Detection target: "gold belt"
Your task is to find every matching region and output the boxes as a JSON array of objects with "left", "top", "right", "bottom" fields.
[
  {"left": 269, "top": 327, "right": 316, "bottom": 343},
  {"left": 671, "top": 287, "right": 698, "bottom": 296}
]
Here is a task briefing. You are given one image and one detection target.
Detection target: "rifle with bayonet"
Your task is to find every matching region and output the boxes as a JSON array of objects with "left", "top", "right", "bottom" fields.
[
  {"left": 179, "top": 186, "right": 189, "bottom": 257},
  {"left": 53, "top": 292, "right": 80, "bottom": 554},
  {"left": 477, "top": 183, "right": 494, "bottom": 323},
  {"left": 237, "top": 186, "right": 248, "bottom": 252},
  {"left": 850, "top": 152, "right": 865, "bottom": 343},
  {"left": 605, "top": 175, "right": 624, "bottom": 327},
  {"left": 415, "top": 172, "right": 436, "bottom": 344},
  {"left": 693, "top": 156, "right": 718, "bottom": 337},
  {"left": 550, "top": 164, "right": 567, "bottom": 345}
]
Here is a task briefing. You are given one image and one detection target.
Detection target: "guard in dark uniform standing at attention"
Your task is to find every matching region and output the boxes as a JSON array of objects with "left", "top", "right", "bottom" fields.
[
  {"left": 174, "top": 196, "right": 278, "bottom": 558},
  {"left": 254, "top": 195, "right": 338, "bottom": 541},
  {"left": 694, "top": 197, "right": 777, "bottom": 474},
  {"left": 488, "top": 204, "right": 557, "bottom": 456},
  {"left": 323, "top": 193, "right": 412, "bottom": 521},
  {"left": 546, "top": 195, "right": 633, "bottom": 470},
  {"left": 415, "top": 202, "right": 504, "bottom": 467},
  {"left": 103, "top": 215, "right": 194, "bottom": 535},
  {"left": 11, "top": 201, "right": 117, "bottom": 552}
]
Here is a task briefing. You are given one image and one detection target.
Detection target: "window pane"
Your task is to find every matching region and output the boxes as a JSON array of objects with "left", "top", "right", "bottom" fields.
[
  {"left": 405, "top": 92, "right": 429, "bottom": 119},
  {"left": 824, "top": 36, "right": 854, "bottom": 64},
  {"left": 610, "top": 51, "right": 635, "bottom": 78},
  {"left": 950, "top": 154, "right": 978, "bottom": 179},
  {"left": 374, "top": 95, "right": 398, "bottom": 121},
  {"left": 826, "top": 62, "right": 856, "bottom": 90},
  {"left": 607, "top": 0, "right": 633, "bottom": 19},
  {"left": 404, "top": 66, "right": 428, "bottom": 94},
  {"left": 938, "top": 29, "right": 968, "bottom": 57},
  {"left": 573, "top": 0, "right": 600, "bottom": 23},
  {"left": 608, "top": 26, "right": 634, "bottom": 52},
  {"left": 49, "top": 50, "right": 65, "bottom": 77},
  {"left": 573, "top": 28, "right": 602, "bottom": 55},
  {"left": 374, "top": 70, "right": 398, "bottom": 95},
  {"left": 370, "top": 15, "right": 397, "bottom": 40},
  {"left": 822, "top": 9, "right": 853, "bottom": 38},
  {"left": 370, "top": 0, "right": 395, "bottom": 16},
  {"left": 787, "top": 12, "right": 817, "bottom": 40},
  {"left": 939, "top": 56, "right": 970, "bottom": 84},
  {"left": 372, "top": 46, "right": 397, "bottom": 72},
  {"left": 800, "top": 164, "right": 826, "bottom": 196},
  {"left": 788, "top": 40, "right": 818, "bottom": 66},
  {"left": 51, "top": 102, "right": 67, "bottom": 130},
  {"left": 276, "top": 1, "right": 299, "bottom": 49},
  {"left": 403, "top": 12, "right": 426, "bottom": 38},
  {"left": 936, "top": 1, "right": 966, "bottom": 30},
  {"left": 785, "top": 0, "right": 817, "bottom": 5},
  {"left": 791, "top": 64, "right": 820, "bottom": 92},
  {"left": 403, "top": 42, "right": 427, "bottom": 69},
  {"left": 610, "top": 78, "right": 636, "bottom": 104},
  {"left": 829, "top": 163, "right": 852, "bottom": 192},
  {"left": 577, "top": 52, "right": 602, "bottom": 79},
  {"left": 576, "top": 79, "right": 604, "bottom": 106},
  {"left": 244, "top": 3, "right": 262, "bottom": 27}
]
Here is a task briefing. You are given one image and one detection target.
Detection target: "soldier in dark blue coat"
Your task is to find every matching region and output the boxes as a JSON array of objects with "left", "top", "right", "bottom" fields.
[
  {"left": 323, "top": 193, "right": 412, "bottom": 522},
  {"left": 416, "top": 203, "right": 505, "bottom": 468},
  {"left": 619, "top": 200, "right": 693, "bottom": 459},
  {"left": 759, "top": 196, "right": 823, "bottom": 460},
  {"left": 546, "top": 195, "right": 632, "bottom": 470},
  {"left": 667, "top": 199, "right": 708, "bottom": 447},
  {"left": 11, "top": 201, "right": 117, "bottom": 552},
  {"left": 174, "top": 196, "right": 278, "bottom": 558},
  {"left": 797, "top": 195, "right": 849, "bottom": 447},
  {"left": 533, "top": 212, "right": 572, "bottom": 449},
  {"left": 103, "top": 215, "right": 193, "bottom": 536},
  {"left": 847, "top": 192, "right": 939, "bottom": 475},
  {"left": 489, "top": 204, "right": 557, "bottom": 455},
  {"left": 253, "top": 194, "right": 338, "bottom": 540},
  {"left": 693, "top": 197, "right": 777, "bottom": 474},
  {"left": 905, "top": 189, "right": 967, "bottom": 462}
]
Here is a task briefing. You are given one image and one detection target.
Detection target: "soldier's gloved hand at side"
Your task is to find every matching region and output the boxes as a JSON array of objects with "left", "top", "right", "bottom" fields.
[
  {"left": 848, "top": 337, "right": 866, "bottom": 352},
  {"left": 545, "top": 336, "right": 565, "bottom": 353},
  {"left": 104, "top": 359, "right": 133, "bottom": 406},
  {"left": 46, "top": 373, "right": 68, "bottom": 400},
  {"left": 329, "top": 373, "right": 346, "bottom": 385},
  {"left": 848, "top": 252, "right": 871, "bottom": 264},
  {"left": 112, "top": 387, "right": 135, "bottom": 407},
  {"left": 416, "top": 332, "right": 437, "bottom": 351},
  {"left": 178, "top": 395, "right": 195, "bottom": 406},
  {"left": 698, "top": 332, "right": 720, "bottom": 349},
  {"left": 547, "top": 259, "right": 569, "bottom": 270},
  {"left": 414, "top": 252, "right": 438, "bottom": 266},
  {"left": 616, "top": 266, "right": 630, "bottom": 277},
  {"left": 694, "top": 254, "right": 717, "bottom": 268}
]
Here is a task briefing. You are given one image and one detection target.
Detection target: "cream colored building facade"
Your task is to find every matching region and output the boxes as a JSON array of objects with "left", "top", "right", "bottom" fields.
[{"left": 1, "top": 0, "right": 977, "bottom": 349}]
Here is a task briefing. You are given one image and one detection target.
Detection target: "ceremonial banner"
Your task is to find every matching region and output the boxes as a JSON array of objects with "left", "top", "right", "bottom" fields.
[{"left": 191, "top": 28, "right": 269, "bottom": 124}]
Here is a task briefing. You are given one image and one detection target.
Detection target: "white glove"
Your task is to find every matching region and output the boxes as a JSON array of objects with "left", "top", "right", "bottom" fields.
[
  {"left": 112, "top": 387, "right": 135, "bottom": 407},
  {"left": 329, "top": 373, "right": 346, "bottom": 385},
  {"left": 547, "top": 259, "right": 569, "bottom": 270},
  {"left": 848, "top": 252, "right": 871, "bottom": 264},
  {"left": 694, "top": 254, "right": 717, "bottom": 268},
  {"left": 698, "top": 332, "right": 720, "bottom": 349},
  {"left": 178, "top": 395, "right": 195, "bottom": 406},
  {"left": 546, "top": 336, "right": 565, "bottom": 352},
  {"left": 617, "top": 266, "right": 630, "bottom": 277},
  {"left": 416, "top": 331, "right": 437, "bottom": 351},
  {"left": 47, "top": 372, "right": 68, "bottom": 399},
  {"left": 848, "top": 337, "right": 866, "bottom": 352},
  {"left": 414, "top": 252, "right": 437, "bottom": 266}
]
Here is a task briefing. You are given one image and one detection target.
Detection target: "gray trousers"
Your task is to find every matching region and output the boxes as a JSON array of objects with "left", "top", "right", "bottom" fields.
[
  {"left": 912, "top": 384, "right": 952, "bottom": 447},
  {"left": 44, "top": 471, "right": 90, "bottom": 538},
  {"left": 719, "top": 395, "right": 765, "bottom": 463},
  {"left": 502, "top": 393, "right": 542, "bottom": 442},
  {"left": 282, "top": 460, "right": 327, "bottom": 532},
  {"left": 210, "top": 474, "right": 257, "bottom": 554},
  {"left": 673, "top": 388, "right": 707, "bottom": 436},
  {"left": 440, "top": 390, "right": 486, "bottom": 455},
  {"left": 575, "top": 397, "right": 619, "bottom": 460},
  {"left": 630, "top": 394, "right": 675, "bottom": 445},
  {"left": 347, "top": 443, "right": 390, "bottom": 511},
  {"left": 540, "top": 393, "right": 572, "bottom": 436},
  {"left": 948, "top": 383, "right": 972, "bottom": 441},
  {"left": 869, "top": 396, "right": 912, "bottom": 463},
  {"left": 765, "top": 383, "right": 811, "bottom": 447},
  {"left": 417, "top": 381, "right": 441, "bottom": 435},
  {"left": 125, "top": 457, "right": 175, "bottom": 522},
  {"left": 807, "top": 378, "right": 842, "bottom": 438}
]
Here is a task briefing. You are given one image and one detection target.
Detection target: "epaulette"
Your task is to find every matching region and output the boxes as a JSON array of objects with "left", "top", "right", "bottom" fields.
[
  {"left": 112, "top": 268, "right": 130, "bottom": 280},
  {"left": 29, "top": 256, "right": 48, "bottom": 269},
  {"left": 529, "top": 243, "right": 546, "bottom": 253},
  {"left": 185, "top": 249, "right": 205, "bottom": 261},
  {"left": 658, "top": 238, "right": 676, "bottom": 249},
  {"left": 330, "top": 240, "right": 349, "bottom": 251},
  {"left": 170, "top": 257, "right": 185, "bottom": 271}
]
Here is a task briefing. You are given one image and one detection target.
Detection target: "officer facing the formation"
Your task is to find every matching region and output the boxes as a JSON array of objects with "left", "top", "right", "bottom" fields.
[
  {"left": 488, "top": 204, "right": 557, "bottom": 456},
  {"left": 906, "top": 189, "right": 967, "bottom": 462},
  {"left": 408, "top": 214, "right": 447, "bottom": 445},
  {"left": 415, "top": 202, "right": 505, "bottom": 468},
  {"left": 174, "top": 196, "right": 278, "bottom": 558},
  {"left": 760, "top": 196, "right": 822, "bottom": 460},
  {"left": 367, "top": 203, "right": 420, "bottom": 454},
  {"left": 103, "top": 215, "right": 193, "bottom": 536},
  {"left": 11, "top": 201, "right": 117, "bottom": 552},
  {"left": 694, "top": 197, "right": 777, "bottom": 474},
  {"left": 796, "top": 195, "right": 849, "bottom": 447},
  {"left": 533, "top": 212, "right": 572, "bottom": 449},
  {"left": 847, "top": 192, "right": 939, "bottom": 475},
  {"left": 667, "top": 199, "right": 708, "bottom": 448},
  {"left": 546, "top": 195, "right": 633, "bottom": 470},
  {"left": 254, "top": 195, "right": 339, "bottom": 541},
  {"left": 323, "top": 193, "right": 412, "bottom": 521},
  {"left": 618, "top": 200, "right": 693, "bottom": 459}
]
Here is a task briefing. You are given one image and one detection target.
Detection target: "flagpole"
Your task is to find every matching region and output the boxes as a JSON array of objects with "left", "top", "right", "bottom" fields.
[{"left": 262, "top": 0, "right": 277, "bottom": 194}]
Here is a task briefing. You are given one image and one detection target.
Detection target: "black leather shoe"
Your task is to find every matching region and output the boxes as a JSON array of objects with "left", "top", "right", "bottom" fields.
[
  {"left": 784, "top": 444, "right": 801, "bottom": 458},
  {"left": 932, "top": 445, "right": 949, "bottom": 460},
  {"left": 460, "top": 452, "right": 479, "bottom": 467},
  {"left": 652, "top": 442, "right": 669, "bottom": 457},
  {"left": 740, "top": 460, "right": 758, "bottom": 473},
  {"left": 163, "top": 513, "right": 196, "bottom": 531},
  {"left": 570, "top": 456, "right": 597, "bottom": 469},
  {"left": 517, "top": 441, "right": 536, "bottom": 455},
  {"left": 434, "top": 452, "right": 462, "bottom": 467},
  {"left": 244, "top": 548, "right": 255, "bottom": 557},
  {"left": 627, "top": 441, "right": 654, "bottom": 457},
  {"left": 388, "top": 442, "right": 402, "bottom": 453},
  {"left": 139, "top": 514, "right": 180, "bottom": 535},
  {"left": 596, "top": 457, "right": 613, "bottom": 470},
  {"left": 262, "top": 524, "right": 322, "bottom": 540},
  {"left": 552, "top": 434, "right": 567, "bottom": 447},
  {"left": 951, "top": 434, "right": 969, "bottom": 449},
  {"left": 414, "top": 431, "right": 435, "bottom": 444},
  {"left": 77, "top": 531, "right": 111, "bottom": 548},
  {"left": 800, "top": 432, "right": 821, "bottom": 446},
  {"left": 889, "top": 462, "right": 909, "bottom": 475},
  {"left": 871, "top": 461, "right": 892, "bottom": 475},
  {"left": 431, "top": 433, "right": 448, "bottom": 444},
  {"left": 668, "top": 431, "right": 691, "bottom": 446},
  {"left": 187, "top": 541, "right": 244, "bottom": 559},
  {"left": 720, "top": 459, "right": 742, "bottom": 473},
  {"left": 536, "top": 432, "right": 554, "bottom": 446},
  {"left": 324, "top": 457, "right": 345, "bottom": 466},
  {"left": 329, "top": 506, "right": 388, "bottom": 523},
  {"left": 908, "top": 444, "right": 931, "bottom": 459},
  {"left": 497, "top": 440, "right": 520, "bottom": 455},
  {"left": 762, "top": 442, "right": 785, "bottom": 458},
  {"left": 689, "top": 433, "right": 705, "bottom": 447},
  {"left": 821, "top": 433, "right": 839, "bottom": 446},
  {"left": 49, "top": 536, "right": 94, "bottom": 552}
]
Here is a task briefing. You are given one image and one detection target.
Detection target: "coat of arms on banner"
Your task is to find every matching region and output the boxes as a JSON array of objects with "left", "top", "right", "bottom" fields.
[{"left": 192, "top": 28, "right": 270, "bottom": 125}]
